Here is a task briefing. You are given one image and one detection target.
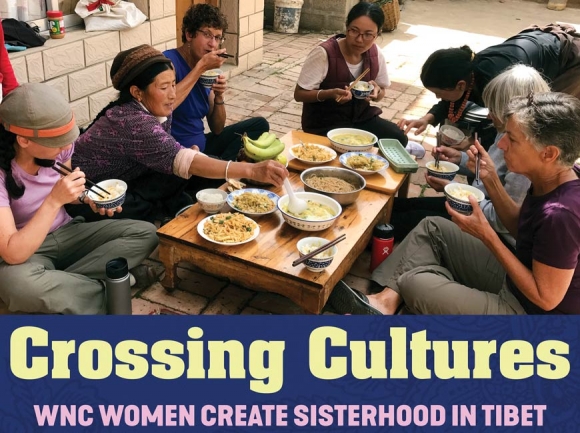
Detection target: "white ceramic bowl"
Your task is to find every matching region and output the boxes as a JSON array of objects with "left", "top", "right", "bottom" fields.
[
  {"left": 444, "top": 183, "right": 485, "bottom": 215},
  {"left": 196, "top": 188, "right": 227, "bottom": 214},
  {"left": 277, "top": 192, "right": 342, "bottom": 231},
  {"left": 339, "top": 151, "right": 389, "bottom": 176},
  {"left": 350, "top": 80, "right": 374, "bottom": 99},
  {"left": 439, "top": 125, "right": 465, "bottom": 146},
  {"left": 199, "top": 68, "right": 222, "bottom": 88},
  {"left": 426, "top": 160, "right": 459, "bottom": 181},
  {"left": 327, "top": 128, "right": 377, "bottom": 154},
  {"left": 288, "top": 143, "right": 337, "bottom": 165},
  {"left": 296, "top": 237, "right": 338, "bottom": 272},
  {"left": 87, "top": 179, "right": 127, "bottom": 209}
]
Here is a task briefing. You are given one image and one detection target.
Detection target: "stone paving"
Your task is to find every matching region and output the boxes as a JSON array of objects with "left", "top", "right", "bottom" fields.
[{"left": 2, "top": 0, "right": 579, "bottom": 315}]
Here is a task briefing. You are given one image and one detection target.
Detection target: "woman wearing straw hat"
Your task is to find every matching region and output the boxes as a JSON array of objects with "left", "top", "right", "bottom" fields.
[
  {"left": 70, "top": 44, "right": 287, "bottom": 222},
  {"left": 0, "top": 83, "right": 158, "bottom": 314}
]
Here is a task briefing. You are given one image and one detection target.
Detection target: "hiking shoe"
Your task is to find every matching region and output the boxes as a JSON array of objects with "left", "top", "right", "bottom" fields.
[
  {"left": 328, "top": 280, "right": 383, "bottom": 315},
  {"left": 130, "top": 264, "right": 157, "bottom": 289}
]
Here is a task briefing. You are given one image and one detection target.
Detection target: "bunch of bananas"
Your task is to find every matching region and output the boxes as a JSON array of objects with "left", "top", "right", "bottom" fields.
[{"left": 240, "top": 132, "right": 287, "bottom": 165}]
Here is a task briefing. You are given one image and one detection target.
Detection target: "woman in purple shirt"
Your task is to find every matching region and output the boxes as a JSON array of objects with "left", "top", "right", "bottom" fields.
[{"left": 331, "top": 92, "right": 580, "bottom": 315}]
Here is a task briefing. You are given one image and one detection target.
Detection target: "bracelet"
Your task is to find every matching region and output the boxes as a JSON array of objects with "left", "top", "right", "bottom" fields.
[
  {"left": 214, "top": 98, "right": 225, "bottom": 105},
  {"left": 225, "top": 160, "right": 232, "bottom": 180},
  {"left": 316, "top": 89, "right": 324, "bottom": 102}
]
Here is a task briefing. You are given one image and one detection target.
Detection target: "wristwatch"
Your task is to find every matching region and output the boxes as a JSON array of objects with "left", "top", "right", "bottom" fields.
[{"left": 78, "top": 190, "right": 88, "bottom": 204}]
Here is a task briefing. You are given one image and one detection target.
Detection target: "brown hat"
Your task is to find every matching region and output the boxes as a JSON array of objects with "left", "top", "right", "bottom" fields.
[
  {"left": 110, "top": 44, "right": 173, "bottom": 90},
  {"left": 0, "top": 83, "right": 79, "bottom": 148}
]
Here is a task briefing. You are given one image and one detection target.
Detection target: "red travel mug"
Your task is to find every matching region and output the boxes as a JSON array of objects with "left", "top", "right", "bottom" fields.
[{"left": 370, "top": 224, "right": 394, "bottom": 272}]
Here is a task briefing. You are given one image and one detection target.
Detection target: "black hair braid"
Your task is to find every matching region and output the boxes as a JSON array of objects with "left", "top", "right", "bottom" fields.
[{"left": 0, "top": 125, "right": 24, "bottom": 199}]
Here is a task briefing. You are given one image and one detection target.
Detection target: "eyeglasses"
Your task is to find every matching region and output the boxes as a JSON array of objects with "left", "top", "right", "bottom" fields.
[
  {"left": 346, "top": 28, "right": 377, "bottom": 41},
  {"left": 196, "top": 29, "right": 226, "bottom": 44}
]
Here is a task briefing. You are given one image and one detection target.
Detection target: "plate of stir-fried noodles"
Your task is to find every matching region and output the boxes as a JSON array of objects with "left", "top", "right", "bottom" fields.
[
  {"left": 197, "top": 212, "right": 259, "bottom": 245},
  {"left": 227, "top": 189, "right": 279, "bottom": 216}
]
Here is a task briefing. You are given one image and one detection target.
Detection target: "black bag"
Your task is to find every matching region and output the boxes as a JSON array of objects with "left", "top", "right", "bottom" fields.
[{"left": 2, "top": 18, "right": 46, "bottom": 48}]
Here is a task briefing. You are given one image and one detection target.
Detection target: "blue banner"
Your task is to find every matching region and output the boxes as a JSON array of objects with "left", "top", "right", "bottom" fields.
[{"left": 1, "top": 316, "right": 579, "bottom": 432}]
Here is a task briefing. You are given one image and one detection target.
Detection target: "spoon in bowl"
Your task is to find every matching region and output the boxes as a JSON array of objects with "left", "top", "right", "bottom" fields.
[{"left": 283, "top": 178, "right": 308, "bottom": 215}]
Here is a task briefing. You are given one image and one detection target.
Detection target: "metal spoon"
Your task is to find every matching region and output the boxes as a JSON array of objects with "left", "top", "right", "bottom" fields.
[{"left": 283, "top": 178, "right": 308, "bottom": 215}]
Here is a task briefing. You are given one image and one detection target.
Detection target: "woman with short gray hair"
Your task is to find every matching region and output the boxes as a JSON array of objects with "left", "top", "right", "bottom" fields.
[{"left": 331, "top": 91, "right": 580, "bottom": 315}]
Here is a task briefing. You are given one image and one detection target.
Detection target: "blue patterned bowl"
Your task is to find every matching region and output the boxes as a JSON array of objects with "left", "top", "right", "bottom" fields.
[
  {"left": 199, "top": 69, "right": 222, "bottom": 88},
  {"left": 444, "top": 183, "right": 485, "bottom": 215},
  {"left": 426, "top": 160, "right": 459, "bottom": 181},
  {"left": 87, "top": 179, "right": 127, "bottom": 209},
  {"left": 297, "top": 237, "right": 338, "bottom": 272},
  {"left": 350, "top": 80, "right": 374, "bottom": 99}
]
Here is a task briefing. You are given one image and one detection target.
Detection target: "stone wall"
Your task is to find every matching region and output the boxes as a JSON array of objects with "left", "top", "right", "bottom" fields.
[{"left": 264, "top": 0, "right": 358, "bottom": 32}]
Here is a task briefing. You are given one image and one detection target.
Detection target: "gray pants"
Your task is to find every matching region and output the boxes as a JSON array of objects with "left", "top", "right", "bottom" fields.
[
  {"left": 0, "top": 217, "right": 158, "bottom": 315},
  {"left": 371, "top": 217, "right": 525, "bottom": 315}
]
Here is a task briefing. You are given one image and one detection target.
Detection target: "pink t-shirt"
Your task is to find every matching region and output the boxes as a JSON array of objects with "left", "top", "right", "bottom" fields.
[{"left": 0, "top": 146, "right": 74, "bottom": 233}]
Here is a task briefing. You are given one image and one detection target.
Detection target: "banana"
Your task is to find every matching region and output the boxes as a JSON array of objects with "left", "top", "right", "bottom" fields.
[
  {"left": 243, "top": 134, "right": 285, "bottom": 161},
  {"left": 246, "top": 132, "right": 277, "bottom": 149}
]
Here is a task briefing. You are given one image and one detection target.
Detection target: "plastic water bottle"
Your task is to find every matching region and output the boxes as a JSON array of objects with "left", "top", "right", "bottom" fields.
[
  {"left": 105, "top": 257, "right": 132, "bottom": 315},
  {"left": 370, "top": 224, "right": 395, "bottom": 272}
]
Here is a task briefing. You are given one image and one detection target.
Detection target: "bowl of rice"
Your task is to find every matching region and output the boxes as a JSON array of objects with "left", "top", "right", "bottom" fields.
[
  {"left": 350, "top": 80, "right": 374, "bottom": 100},
  {"left": 296, "top": 237, "right": 338, "bottom": 272},
  {"left": 196, "top": 188, "right": 227, "bottom": 214},
  {"left": 87, "top": 179, "right": 127, "bottom": 209},
  {"left": 327, "top": 128, "right": 377, "bottom": 154},
  {"left": 200, "top": 68, "right": 222, "bottom": 88},
  {"left": 439, "top": 125, "right": 465, "bottom": 147},
  {"left": 278, "top": 192, "right": 342, "bottom": 231},
  {"left": 289, "top": 142, "right": 337, "bottom": 165},
  {"left": 444, "top": 183, "right": 485, "bottom": 215},
  {"left": 227, "top": 188, "right": 279, "bottom": 216},
  {"left": 301, "top": 167, "right": 365, "bottom": 206},
  {"left": 426, "top": 160, "right": 459, "bottom": 181}
]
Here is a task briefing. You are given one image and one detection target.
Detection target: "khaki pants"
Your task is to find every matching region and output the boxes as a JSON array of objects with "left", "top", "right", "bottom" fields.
[
  {"left": 371, "top": 217, "right": 525, "bottom": 315},
  {"left": 0, "top": 217, "right": 158, "bottom": 314}
]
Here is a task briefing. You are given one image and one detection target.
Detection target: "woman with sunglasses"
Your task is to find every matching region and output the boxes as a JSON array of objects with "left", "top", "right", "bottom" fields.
[
  {"left": 163, "top": 4, "right": 269, "bottom": 161},
  {"left": 294, "top": 2, "right": 408, "bottom": 146}
]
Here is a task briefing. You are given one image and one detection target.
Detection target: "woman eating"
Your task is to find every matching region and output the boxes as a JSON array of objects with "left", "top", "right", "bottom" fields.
[
  {"left": 331, "top": 92, "right": 580, "bottom": 315},
  {"left": 398, "top": 23, "right": 580, "bottom": 146},
  {"left": 294, "top": 2, "right": 408, "bottom": 146},
  {"left": 0, "top": 83, "right": 158, "bottom": 314},
  {"left": 69, "top": 45, "right": 288, "bottom": 222}
]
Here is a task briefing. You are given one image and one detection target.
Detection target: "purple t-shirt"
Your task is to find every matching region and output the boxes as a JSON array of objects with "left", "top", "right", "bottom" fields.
[
  {"left": 163, "top": 48, "right": 211, "bottom": 150},
  {"left": 0, "top": 145, "right": 74, "bottom": 233},
  {"left": 507, "top": 179, "right": 580, "bottom": 314}
]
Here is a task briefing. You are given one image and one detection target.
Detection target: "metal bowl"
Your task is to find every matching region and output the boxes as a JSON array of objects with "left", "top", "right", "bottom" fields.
[{"left": 300, "top": 166, "right": 366, "bottom": 206}]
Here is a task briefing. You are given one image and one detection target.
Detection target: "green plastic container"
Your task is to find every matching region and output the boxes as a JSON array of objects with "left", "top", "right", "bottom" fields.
[{"left": 378, "top": 139, "right": 419, "bottom": 174}]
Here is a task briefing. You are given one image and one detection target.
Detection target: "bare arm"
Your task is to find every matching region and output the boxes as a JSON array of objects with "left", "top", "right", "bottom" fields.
[
  {"left": 207, "top": 75, "right": 227, "bottom": 135},
  {"left": 294, "top": 84, "right": 350, "bottom": 104},
  {"left": 0, "top": 169, "right": 86, "bottom": 264}
]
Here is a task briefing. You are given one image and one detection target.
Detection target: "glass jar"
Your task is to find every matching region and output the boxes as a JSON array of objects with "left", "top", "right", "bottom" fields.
[{"left": 47, "top": 10, "right": 65, "bottom": 39}]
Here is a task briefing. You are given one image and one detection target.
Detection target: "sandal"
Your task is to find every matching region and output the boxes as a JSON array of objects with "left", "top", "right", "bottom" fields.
[{"left": 328, "top": 280, "right": 383, "bottom": 315}]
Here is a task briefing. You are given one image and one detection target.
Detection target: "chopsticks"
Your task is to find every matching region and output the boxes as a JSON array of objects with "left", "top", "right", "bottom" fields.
[
  {"left": 336, "top": 67, "right": 371, "bottom": 103},
  {"left": 292, "top": 234, "right": 346, "bottom": 267},
  {"left": 434, "top": 132, "right": 441, "bottom": 168},
  {"left": 51, "top": 161, "right": 108, "bottom": 199},
  {"left": 474, "top": 132, "right": 481, "bottom": 185},
  {"left": 218, "top": 53, "right": 235, "bottom": 58}
]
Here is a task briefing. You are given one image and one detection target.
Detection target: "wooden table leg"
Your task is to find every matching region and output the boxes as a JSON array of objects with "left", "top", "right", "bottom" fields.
[
  {"left": 158, "top": 242, "right": 179, "bottom": 292},
  {"left": 398, "top": 172, "right": 411, "bottom": 199}
]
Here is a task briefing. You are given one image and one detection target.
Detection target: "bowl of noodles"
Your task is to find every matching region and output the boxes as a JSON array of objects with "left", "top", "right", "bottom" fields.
[
  {"left": 327, "top": 128, "right": 377, "bottom": 154},
  {"left": 301, "top": 167, "right": 365, "bottom": 206},
  {"left": 444, "top": 183, "right": 484, "bottom": 215},
  {"left": 426, "top": 160, "right": 459, "bottom": 181},
  {"left": 227, "top": 188, "right": 279, "bottom": 216},
  {"left": 339, "top": 151, "right": 389, "bottom": 176},
  {"left": 197, "top": 212, "right": 260, "bottom": 246},
  {"left": 289, "top": 142, "right": 337, "bottom": 165},
  {"left": 278, "top": 192, "right": 342, "bottom": 231},
  {"left": 87, "top": 179, "right": 127, "bottom": 209}
]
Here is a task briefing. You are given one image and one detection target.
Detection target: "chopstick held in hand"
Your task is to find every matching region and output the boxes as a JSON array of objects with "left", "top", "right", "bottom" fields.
[
  {"left": 292, "top": 234, "right": 346, "bottom": 267},
  {"left": 474, "top": 133, "right": 481, "bottom": 185},
  {"left": 52, "top": 162, "right": 109, "bottom": 198},
  {"left": 336, "top": 67, "right": 370, "bottom": 103}
]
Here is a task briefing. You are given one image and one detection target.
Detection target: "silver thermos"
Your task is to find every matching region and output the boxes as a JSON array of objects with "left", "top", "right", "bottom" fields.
[{"left": 105, "top": 257, "right": 132, "bottom": 315}]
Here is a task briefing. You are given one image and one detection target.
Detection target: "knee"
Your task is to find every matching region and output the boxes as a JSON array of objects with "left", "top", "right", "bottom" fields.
[
  {"left": 255, "top": 116, "right": 269, "bottom": 131},
  {"left": 134, "top": 221, "right": 159, "bottom": 250}
]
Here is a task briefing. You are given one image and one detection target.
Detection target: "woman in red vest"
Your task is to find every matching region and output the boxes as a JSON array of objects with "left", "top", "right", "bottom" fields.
[
  {"left": 0, "top": 25, "right": 18, "bottom": 100},
  {"left": 294, "top": 2, "right": 408, "bottom": 146}
]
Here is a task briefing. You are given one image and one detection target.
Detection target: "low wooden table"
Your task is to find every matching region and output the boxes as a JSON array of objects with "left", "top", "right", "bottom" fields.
[
  {"left": 157, "top": 172, "right": 389, "bottom": 314},
  {"left": 280, "top": 130, "right": 411, "bottom": 222}
]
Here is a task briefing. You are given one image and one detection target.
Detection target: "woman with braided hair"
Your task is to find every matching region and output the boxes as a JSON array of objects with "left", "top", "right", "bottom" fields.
[{"left": 398, "top": 23, "right": 580, "bottom": 148}]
